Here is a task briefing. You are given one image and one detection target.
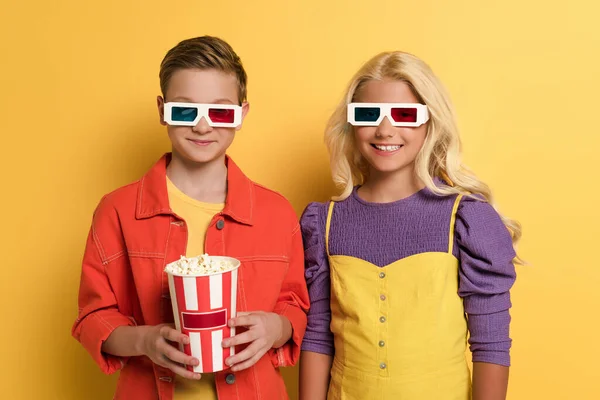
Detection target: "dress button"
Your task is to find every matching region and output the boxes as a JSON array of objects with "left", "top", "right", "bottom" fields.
[
  {"left": 379, "top": 272, "right": 386, "bottom": 279},
  {"left": 225, "top": 373, "right": 235, "bottom": 385},
  {"left": 380, "top": 294, "right": 386, "bottom": 301},
  {"left": 379, "top": 316, "right": 386, "bottom": 323},
  {"left": 380, "top": 363, "right": 387, "bottom": 369},
  {"left": 216, "top": 219, "right": 225, "bottom": 230},
  {"left": 379, "top": 340, "right": 385, "bottom": 347}
]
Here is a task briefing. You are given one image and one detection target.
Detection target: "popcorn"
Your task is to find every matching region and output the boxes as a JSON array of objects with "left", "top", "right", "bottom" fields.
[{"left": 165, "top": 254, "right": 235, "bottom": 276}]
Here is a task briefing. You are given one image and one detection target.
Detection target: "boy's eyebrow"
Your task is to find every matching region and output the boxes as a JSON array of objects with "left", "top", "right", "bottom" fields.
[
  {"left": 212, "top": 98, "right": 236, "bottom": 104},
  {"left": 168, "top": 96, "right": 236, "bottom": 104}
]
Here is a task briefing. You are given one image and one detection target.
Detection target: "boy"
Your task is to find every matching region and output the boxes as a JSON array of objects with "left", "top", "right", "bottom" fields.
[{"left": 72, "top": 36, "right": 309, "bottom": 400}]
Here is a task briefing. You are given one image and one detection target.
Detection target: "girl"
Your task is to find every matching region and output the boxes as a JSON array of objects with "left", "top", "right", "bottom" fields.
[{"left": 299, "top": 52, "right": 520, "bottom": 400}]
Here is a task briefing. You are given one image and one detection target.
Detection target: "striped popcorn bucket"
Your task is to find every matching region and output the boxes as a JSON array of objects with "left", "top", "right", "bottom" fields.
[{"left": 166, "top": 256, "right": 241, "bottom": 373}]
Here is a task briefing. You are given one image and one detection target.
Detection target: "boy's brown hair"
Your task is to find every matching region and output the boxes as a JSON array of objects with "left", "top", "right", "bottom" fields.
[{"left": 159, "top": 36, "right": 248, "bottom": 104}]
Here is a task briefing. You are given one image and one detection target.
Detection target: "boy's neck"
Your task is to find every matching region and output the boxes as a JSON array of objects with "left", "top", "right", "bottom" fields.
[
  {"left": 166, "top": 153, "right": 228, "bottom": 203},
  {"left": 358, "top": 164, "right": 424, "bottom": 203}
]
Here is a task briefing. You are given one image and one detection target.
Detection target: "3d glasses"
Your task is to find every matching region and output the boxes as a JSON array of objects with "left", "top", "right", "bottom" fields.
[
  {"left": 164, "top": 102, "right": 243, "bottom": 128},
  {"left": 347, "top": 103, "right": 429, "bottom": 127}
]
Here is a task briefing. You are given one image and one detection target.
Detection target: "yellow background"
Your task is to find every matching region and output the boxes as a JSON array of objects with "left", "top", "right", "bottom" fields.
[{"left": 1, "top": 0, "right": 599, "bottom": 399}]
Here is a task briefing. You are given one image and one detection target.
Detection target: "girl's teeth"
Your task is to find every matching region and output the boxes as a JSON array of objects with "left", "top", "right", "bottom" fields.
[{"left": 375, "top": 145, "right": 401, "bottom": 151}]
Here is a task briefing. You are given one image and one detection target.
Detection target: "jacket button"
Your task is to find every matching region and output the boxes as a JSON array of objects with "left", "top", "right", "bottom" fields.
[
  {"left": 216, "top": 219, "right": 225, "bottom": 230},
  {"left": 379, "top": 272, "right": 386, "bottom": 279},
  {"left": 225, "top": 373, "right": 235, "bottom": 384}
]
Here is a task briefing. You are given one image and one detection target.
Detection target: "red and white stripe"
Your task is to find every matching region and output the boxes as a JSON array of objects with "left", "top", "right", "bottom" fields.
[{"left": 168, "top": 268, "right": 238, "bottom": 373}]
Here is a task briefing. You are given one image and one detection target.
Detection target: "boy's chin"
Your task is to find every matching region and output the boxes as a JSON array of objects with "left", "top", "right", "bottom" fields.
[{"left": 174, "top": 147, "right": 226, "bottom": 165}]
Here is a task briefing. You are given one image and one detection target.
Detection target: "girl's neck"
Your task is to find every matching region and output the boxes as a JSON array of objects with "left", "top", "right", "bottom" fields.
[
  {"left": 358, "top": 164, "right": 425, "bottom": 203},
  {"left": 166, "top": 151, "right": 227, "bottom": 203}
]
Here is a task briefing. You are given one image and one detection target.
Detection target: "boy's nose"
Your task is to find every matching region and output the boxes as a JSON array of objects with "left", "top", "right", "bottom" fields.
[{"left": 192, "top": 117, "right": 213, "bottom": 134}]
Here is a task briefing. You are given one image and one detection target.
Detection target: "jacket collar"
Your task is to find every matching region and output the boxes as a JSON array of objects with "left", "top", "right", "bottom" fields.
[{"left": 136, "top": 153, "right": 254, "bottom": 225}]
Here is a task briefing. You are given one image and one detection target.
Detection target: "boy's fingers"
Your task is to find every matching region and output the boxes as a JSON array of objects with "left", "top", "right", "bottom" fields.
[
  {"left": 222, "top": 330, "right": 255, "bottom": 348},
  {"left": 228, "top": 314, "right": 257, "bottom": 328},
  {"left": 225, "top": 340, "right": 262, "bottom": 367},
  {"left": 235, "top": 312, "right": 251, "bottom": 316},
  {"left": 161, "top": 326, "right": 189, "bottom": 345},
  {"left": 162, "top": 344, "right": 198, "bottom": 367},
  {"left": 166, "top": 361, "right": 202, "bottom": 380},
  {"left": 231, "top": 348, "right": 267, "bottom": 372}
]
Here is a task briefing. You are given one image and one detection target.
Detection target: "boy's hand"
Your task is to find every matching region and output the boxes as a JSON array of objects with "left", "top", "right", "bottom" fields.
[
  {"left": 222, "top": 312, "right": 291, "bottom": 372},
  {"left": 139, "top": 324, "right": 202, "bottom": 380}
]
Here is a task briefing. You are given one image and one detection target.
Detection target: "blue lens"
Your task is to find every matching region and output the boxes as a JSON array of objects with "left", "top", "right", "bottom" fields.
[
  {"left": 171, "top": 106, "right": 198, "bottom": 122},
  {"left": 354, "top": 107, "right": 381, "bottom": 122}
]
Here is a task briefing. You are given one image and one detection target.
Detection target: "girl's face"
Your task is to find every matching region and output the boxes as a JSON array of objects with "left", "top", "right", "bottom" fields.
[{"left": 353, "top": 79, "right": 428, "bottom": 177}]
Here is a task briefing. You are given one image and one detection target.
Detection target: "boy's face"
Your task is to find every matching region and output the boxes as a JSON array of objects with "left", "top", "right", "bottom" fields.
[{"left": 157, "top": 68, "right": 249, "bottom": 165}]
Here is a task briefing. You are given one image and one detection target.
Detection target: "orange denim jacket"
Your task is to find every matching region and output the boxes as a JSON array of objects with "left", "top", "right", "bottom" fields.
[{"left": 72, "top": 154, "right": 309, "bottom": 400}]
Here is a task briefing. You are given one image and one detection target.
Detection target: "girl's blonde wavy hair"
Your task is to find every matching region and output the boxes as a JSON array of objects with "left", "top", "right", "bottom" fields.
[{"left": 325, "top": 51, "right": 523, "bottom": 262}]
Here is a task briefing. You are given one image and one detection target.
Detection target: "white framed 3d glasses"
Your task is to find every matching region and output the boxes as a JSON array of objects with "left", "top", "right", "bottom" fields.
[
  {"left": 347, "top": 103, "right": 429, "bottom": 127},
  {"left": 164, "top": 102, "right": 243, "bottom": 128}
]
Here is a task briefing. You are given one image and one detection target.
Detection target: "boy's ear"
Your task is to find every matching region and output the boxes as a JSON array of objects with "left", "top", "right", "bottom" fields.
[
  {"left": 157, "top": 95, "right": 167, "bottom": 126},
  {"left": 236, "top": 102, "right": 250, "bottom": 131}
]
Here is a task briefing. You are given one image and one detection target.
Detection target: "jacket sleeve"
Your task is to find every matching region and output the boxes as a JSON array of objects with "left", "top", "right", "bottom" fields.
[
  {"left": 71, "top": 202, "right": 136, "bottom": 374},
  {"left": 270, "top": 222, "right": 310, "bottom": 368}
]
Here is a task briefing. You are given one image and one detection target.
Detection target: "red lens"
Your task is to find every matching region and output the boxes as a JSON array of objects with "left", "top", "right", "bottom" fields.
[
  {"left": 208, "top": 107, "right": 235, "bottom": 123},
  {"left": 390, "top": 107, "right": 418, "bottom": 123}
]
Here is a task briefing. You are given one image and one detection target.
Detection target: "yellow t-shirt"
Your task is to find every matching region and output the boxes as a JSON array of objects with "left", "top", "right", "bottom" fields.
[{"left": 167, "top": 177, "right": 224, "bottom": 400}]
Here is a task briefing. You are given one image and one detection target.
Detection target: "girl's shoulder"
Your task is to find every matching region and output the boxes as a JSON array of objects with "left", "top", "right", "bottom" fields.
[
  {"left": 300, "top": 201, "right": 330, "bottom": 240},
  {"left": 300, "top": 187, "right": 361, "bottom": 230},
  {"left": 456, "top": 194, "right": 503, "bottom": 224}
]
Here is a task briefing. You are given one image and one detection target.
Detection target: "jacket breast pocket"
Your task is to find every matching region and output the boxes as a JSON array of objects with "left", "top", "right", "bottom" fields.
[{"left": 236, "top": 256, "right": 289, "bottom": 312}]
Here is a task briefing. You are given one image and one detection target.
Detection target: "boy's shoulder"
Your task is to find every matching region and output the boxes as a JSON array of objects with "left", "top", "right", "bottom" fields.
[
  {"left": 250, "top": 181, "right": 297, "bottom": 221},
  {"left": 91, "top": 178, "right": 142, "bottom": 223},
  {"left": 252, "top": 181, "right": 290, "bottom": 203},
  {"left": 97, "top": 178, "right": 140, "bottom": 206},
  {"left": 85, "top": 179, "right": 144, "bottom": 258}
]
